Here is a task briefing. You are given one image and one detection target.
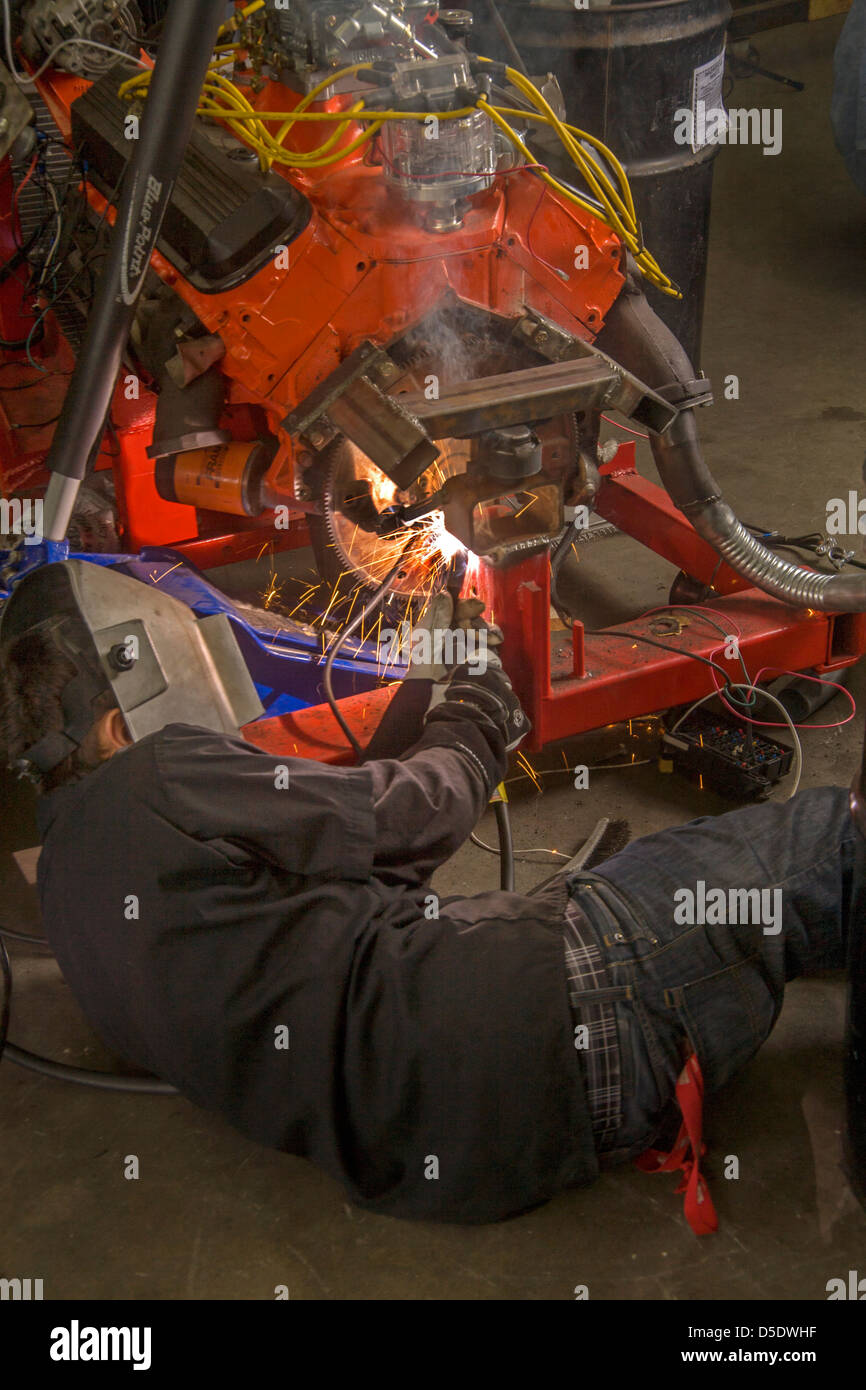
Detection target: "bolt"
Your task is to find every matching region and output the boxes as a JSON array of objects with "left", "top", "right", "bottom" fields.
[{"left": 535, "top": 330, "right": 549, "bottom": 345}]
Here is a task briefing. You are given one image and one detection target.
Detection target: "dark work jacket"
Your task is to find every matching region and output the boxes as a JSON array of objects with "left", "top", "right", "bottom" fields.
[{"left": 36, "top": 715, "right": 599, "bottom": 1223}]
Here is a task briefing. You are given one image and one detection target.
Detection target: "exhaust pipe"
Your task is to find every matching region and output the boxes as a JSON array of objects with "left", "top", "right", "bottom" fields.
[{"left": 595, "top": 264, "right": 866, "bottom": 613}]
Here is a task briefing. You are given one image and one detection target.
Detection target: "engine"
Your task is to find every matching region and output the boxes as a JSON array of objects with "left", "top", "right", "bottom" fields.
[{"left": 2, "top": 0, "right": 690, "bottom": 605}]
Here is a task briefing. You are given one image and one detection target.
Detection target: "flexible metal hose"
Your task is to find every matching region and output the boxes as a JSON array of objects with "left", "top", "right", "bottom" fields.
[
  {"left": 651, "top": 412, "right": 866, "bottom": 611},
  {"left": 595, "top": 267, "right": 866, "bottom": 613}
]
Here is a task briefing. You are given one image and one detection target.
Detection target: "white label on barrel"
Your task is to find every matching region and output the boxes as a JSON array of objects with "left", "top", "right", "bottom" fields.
[{"left": 691, "top": 52, "right": 728, "bottom": 154}]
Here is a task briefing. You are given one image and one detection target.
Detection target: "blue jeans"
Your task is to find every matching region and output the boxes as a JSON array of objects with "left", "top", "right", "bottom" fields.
[{"left": 563, "top": 785, "right": 857, "bottom": 1163}]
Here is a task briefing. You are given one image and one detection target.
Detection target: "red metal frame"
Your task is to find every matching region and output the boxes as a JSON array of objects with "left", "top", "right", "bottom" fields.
[
  {"left": 3, "top": 67, "right": 862, "bottom": 766},
  {"left": 244, "top": 444, "right": 866, "bottom": 762}
]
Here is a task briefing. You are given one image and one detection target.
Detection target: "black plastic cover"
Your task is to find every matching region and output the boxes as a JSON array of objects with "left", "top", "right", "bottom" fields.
[{"left": 71, "top": 65, "right": 311, "bottom": 292}]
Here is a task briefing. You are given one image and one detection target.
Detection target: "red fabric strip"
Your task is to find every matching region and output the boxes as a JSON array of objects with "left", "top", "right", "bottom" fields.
[{"left": 634, "top": 1052, "right": 718, "bottom": 1236}]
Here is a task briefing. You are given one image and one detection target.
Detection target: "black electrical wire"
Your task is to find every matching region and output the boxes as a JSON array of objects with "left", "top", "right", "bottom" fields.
[
  {"left": 322, "top": 535, "right": 421, "bottom": 759},
  {"left": 586, "top": 626, "right": 740, "bottom": 690},
  {"left": 494, "top": 798, "right": 514, "bottom": 891},
  {"left": 0, "top": 934, "right": 10, "bottom": 1061},
  {"left": 0, "top": 364, "right": 71, "bottom": 387},
  {"left": 0, "top": 221, "right": 49, "bottom": 285},
  {"left": 0, "top": 925, "right": 49, "bottom": 946},
  {"left": 744, "top": 522, "right": 866, "bottom": 572},
  {"left": 0, "top": 925, "right": 176, "bottom": 1092},
  {"left": 12, "top": 410, "right": 63, "bottom": 429},
  {"left": 3, "top": 1042, "right": 178, "bottom": 1093}
]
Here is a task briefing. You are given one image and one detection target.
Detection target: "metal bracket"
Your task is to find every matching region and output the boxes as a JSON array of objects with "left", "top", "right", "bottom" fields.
[{"left": 282, "top": 340, "right": 438, "bottom": 490}]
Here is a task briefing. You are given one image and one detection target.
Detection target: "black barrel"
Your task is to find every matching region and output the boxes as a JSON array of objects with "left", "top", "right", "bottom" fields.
[{"left": 470, "top": 0, "right": 731, "bottom": 365}]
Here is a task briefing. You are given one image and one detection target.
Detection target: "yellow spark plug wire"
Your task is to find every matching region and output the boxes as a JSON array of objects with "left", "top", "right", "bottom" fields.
[{"left": 113, "top": 38, "right": 676, "bottom": 291}]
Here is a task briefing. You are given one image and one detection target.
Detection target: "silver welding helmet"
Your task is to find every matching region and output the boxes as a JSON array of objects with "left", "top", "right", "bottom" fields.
[{"left": 0, "top": 560, "right": 263, "bottom": 777}]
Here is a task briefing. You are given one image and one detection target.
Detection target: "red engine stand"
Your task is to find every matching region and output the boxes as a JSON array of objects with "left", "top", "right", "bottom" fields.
[
  {"left": 472, "top": 444, "right": 866, "bottom": 752},
  {"left": 245, "top": 443, "right": 866, "bottom": 763}
]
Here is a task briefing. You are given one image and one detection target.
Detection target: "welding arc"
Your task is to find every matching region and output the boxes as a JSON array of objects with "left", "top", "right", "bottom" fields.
[{"left": 310, "top": 339, "right": 578, "bottom": 604}]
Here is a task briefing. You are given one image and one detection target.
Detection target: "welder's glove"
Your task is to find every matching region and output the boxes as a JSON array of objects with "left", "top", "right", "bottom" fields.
[
  {"left": 363, "top": 599, "right": 511, "bottom": 762},
  {"left": 425, "top": 661, "right": 530, "bottom": 754},
  {"left": 400, "top": 593, "right": 504, "bottom": 682}
]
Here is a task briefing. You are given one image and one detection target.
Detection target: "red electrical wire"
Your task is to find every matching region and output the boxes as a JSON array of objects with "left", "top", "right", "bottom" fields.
[
  {"left": 601, "top": 414, "right": 649, "bottom": 439},
  {"left": 713, "top": 664, "right": 856, "bottom": 731},
  {"left": 636, "top": 604, "right": 855, "bottom": 729}
]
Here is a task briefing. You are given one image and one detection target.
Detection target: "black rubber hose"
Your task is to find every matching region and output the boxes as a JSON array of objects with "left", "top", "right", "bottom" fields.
[
  {"left": 494, "top": 798, "right": 515, "bottom": 891},
  {"left": 0, "top": 925, "right": 49, "bottom": 946},
  {"left": 322, "top": 535, "right": 421, "bottom": 759},
  {"left": 3, "top": 1042, "right": 178, "bottom": 1093},
  {"left": 0, "top": 928, "right": 176, "bottom": 1093}
]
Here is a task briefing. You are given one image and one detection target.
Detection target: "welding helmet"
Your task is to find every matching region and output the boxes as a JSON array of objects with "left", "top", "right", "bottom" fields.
[
  {"left": 0, "top": 560, "right": 263, "bottom": 778},
  {"left": 845, "top": 732, "right": 866, "bottom": 1209}
]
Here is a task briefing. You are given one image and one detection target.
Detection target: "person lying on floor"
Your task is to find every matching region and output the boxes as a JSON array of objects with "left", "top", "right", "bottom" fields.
[{"left": 0, "top": 559, "right": 855, "bottom": 1228}]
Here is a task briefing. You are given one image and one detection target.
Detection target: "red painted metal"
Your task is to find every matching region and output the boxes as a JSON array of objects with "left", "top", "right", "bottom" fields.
[
  {"left": 594, "top": 449, "right": 749, "bottom": 595},
  {"left": 3, "top": 69, "right": 863, "bottom": 768},
  {"left": 243, "top": 682, "right": 396, "bottom": 764},
  {"left": 241, "top": 441, "right": 866, "bottom": 763},
  {"left": 466, "top": 446, "right": 866, "bottom": 751}
]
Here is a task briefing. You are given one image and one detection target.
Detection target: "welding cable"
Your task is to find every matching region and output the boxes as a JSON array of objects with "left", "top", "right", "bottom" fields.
[
  {"left": 0, "top": 925, "right": 49, "bottom": 946},
  {"left": 586, "top": 627, "right": 741, "bottom": 690},
  {"left": 3, "top": 1041, "right": 178, "bottom": 1092},
  {"left": 494, "top": 799, "right": 515, "bottom": 891},
  {"left": 549, "top": 522, "right": 583, "bottom": 631},
  {"left": 0, "top": 934, "right": 9, "bottom": 1060},
  {"left": 322, "top": 534, "right": 421, "bottom": 759},
  {"left": 0, "top": 931, "right": 177, "bottom": 1092}
]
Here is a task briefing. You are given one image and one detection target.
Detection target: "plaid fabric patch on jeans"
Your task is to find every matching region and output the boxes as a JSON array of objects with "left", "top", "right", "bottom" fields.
[{"left": 563, "top": 898, "right": 622, "bottom": 1152}]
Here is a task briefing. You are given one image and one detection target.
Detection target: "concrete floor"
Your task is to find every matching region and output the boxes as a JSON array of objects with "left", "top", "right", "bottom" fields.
[{"left": 3, "top": 17, "right": 866, "bottom": 1300}]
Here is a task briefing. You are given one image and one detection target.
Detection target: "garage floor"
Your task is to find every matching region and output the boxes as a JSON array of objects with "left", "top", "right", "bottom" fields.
[{"left": 2, "top": 17, "right": 866, "bottom": 1301}]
